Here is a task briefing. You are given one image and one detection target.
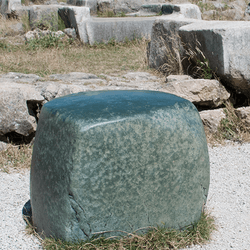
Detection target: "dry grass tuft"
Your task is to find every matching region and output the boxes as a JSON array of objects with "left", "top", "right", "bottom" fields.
[
  {"left": 217, "top": 101, "right": 250, "bottom": 142},
  {"left": 184, "top": 40, "right": 214, "bottom": 80},
  {"left": 204, "top": 101, "right": 250, "bottom": 145},
  {"left": 0, "top": 144, "right": 33, "bottom": 173},
  {"left": 157, "top": 32, "right": 184, "bottom": 76},
  {"left": 156, "top": 33, "right": 215, "bottom": 80},
  {"left": 41, "top": 210, "right": 215, "bottom": 250},
  {"left": 0, "top": 14, "right": 23, "bottom": 35}
]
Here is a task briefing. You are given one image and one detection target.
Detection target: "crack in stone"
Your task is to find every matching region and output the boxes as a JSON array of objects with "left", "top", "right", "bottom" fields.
[{"left": 68, "top": 192, "right": 92, "bottom": 238}]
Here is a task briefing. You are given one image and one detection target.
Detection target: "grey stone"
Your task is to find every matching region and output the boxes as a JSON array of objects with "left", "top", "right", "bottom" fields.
[
  {"left": 44, "top": 0, "right": 58, "bottom": 5},
  {"left": 221, "top": 7, "right": 245, "bottom": 20},
  {"left": 97, "top": 0, "right": 112, "bottom": 13},
  {"left": 24, "top": 29, "right": 65, "bottom": 41},
  {"left": 67, "top": 0, "right": 97, "bottom": 13},
  {"left": 162, "top": 78, "right": 230, "bottom": 108},
  {"left": 176, "top": 4, "right": 201, "bottom": 19},
  {"left": 29, "top": 5, "right": 62, "bottom": 30},
  {"left": 0, "top": 82, "right": 44, "bottom": 137},
  {"left": 58, "top": 6, "right": 90, "bottom": 43},
  {"left": 30, "top": 90, "right": 210, "bottom": 242},
  {"left": 8, "top": 0, "right": 21, "bottom": 11},
  {"left": 148, "top": 15, "right": 200, "bottom": 70},
  {"left": 212, "top": 2, "right": 226, "bottom": 10},
  {"left": 122, "top": 72, "right": 158, "bottom": 81},
  {"left": 234, "top": 0, "right": 246, "bottom": 9},
  {"left": 166, "top": 75, "right": 193, "bottom": 82},
  {"left": 235, "top": 106, "right": 250, "bottom": 127},
  {"left": 0, "top": 141, "right": 8, "bottom": 151},
  {"left": 112, "top": 0, "right": 165, "bottom": 14},
  {"left": 49, "top": 72, "right": 99, "bottom": 82},
  {"left": 35, "top": 81, "right": 88, "bottom": 101},
  {"left": 63, "top": 28, "right": 77, "bottom": 39},
  {"left": 59, "top": 4, "right": 200, "bottom": 44},
  {"left": 13, "top": 6, "right": 30, "bottom": 19},
  {"left": 0, "top": 72, "right": 40, "bottom": 84},
  {"left": 9, "top": 22, "right": 24, "bottom": 34},
  {"left": 86, "top": 16, "right": 156, "bottom": 45},
  {"left": 179, "top": 21, "right": 250, "bottom": 98},
  {"left": 0, "top": 0, "right": 8, "bottom": 15},
  {"left": 202, "top": 10, "right": 217, "bottom": 20},
  {"left": 161, "top": 4, "right": 201, "bottom": 19},
  {"left": 199, "top": 109, "right": 226, "bottom": 133}
]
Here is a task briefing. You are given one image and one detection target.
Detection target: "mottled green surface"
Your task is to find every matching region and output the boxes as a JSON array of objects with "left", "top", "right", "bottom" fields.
[{"left": 30, "top": 90, "right": 210, "bottom": 242}]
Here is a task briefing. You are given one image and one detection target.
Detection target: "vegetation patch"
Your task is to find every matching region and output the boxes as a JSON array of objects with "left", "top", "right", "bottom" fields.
[
  {"left": 218, "top": 101, "right": 250, "bottom": 142},
  {"left": 97, "top": 10, "right": 126, "bottom": 17},
  {"left": 25, "top": 33, "right": 74, "bottom": 50},
  {"left": 0, "top": 36, "right": 149, "bottom": 76},
  {"left": 0, "top": 144, "right": 33, "bottom": 173},
  {"left": 40, "top": 211, "right": 215, "bottom": 250}
]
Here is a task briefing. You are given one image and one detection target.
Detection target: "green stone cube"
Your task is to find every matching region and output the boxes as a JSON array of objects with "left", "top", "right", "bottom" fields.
[{"left": 30, "top": 90, "right": 210, "bottom": 242}]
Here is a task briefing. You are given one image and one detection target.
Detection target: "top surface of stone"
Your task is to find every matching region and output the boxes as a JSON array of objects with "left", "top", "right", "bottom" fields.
[
  {"left": 91, "top": 16, "right": 156, "bottom": 21},
  {"left": 155, "top": 13, "right": 201, "bottom": 21},
  {"left": 180, "top": 20, "right": 250, "bottom": 30},
  {"left": 44, "top": 90, "right": 190, "bottom": 122}
]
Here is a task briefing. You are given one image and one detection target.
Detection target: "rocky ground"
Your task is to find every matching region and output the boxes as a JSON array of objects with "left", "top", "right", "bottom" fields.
[{"left": 0, "top": 71, "right": 236, "bottom": 148}]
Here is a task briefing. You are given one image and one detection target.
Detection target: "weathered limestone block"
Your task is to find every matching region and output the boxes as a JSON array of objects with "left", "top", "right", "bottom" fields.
[
  {"left": 58, "top": 6, "right": 90, "bottom": 43},
  {"left": 162, "top": 4, "right": 201, "bottom": 19},
  {"left": 86, "top": 16, "right": 155, "bottom": 45},
  {"left": 148, "top": 15, "right": 200, "bottom": 70},
  {"left": 67, "top": 0, "right": 97, "bottom": 13},
  {"left": 0, "top": 81, "right": 44, "bottom": 138},
  {"left": 8, "top": 0, "right": 21, "bottom": 11},
  {"left": 199, "top": 109, "right": 226, "bottom": 133},
  {"left": 112, "top": 0, "right": 165, "bottom": 14},
  {"left": 29, "top": 5, "right": 62, "bottom": 30},
  {"left": 31, "top": 90, "right": 210, "bottom": 242},
  {"left": 0, "top": 141, "right": 8, "bottom": 151},
  {"left": 179, "top": 21, "right": 250, "bottom": 98},
  {"left": 0, "top": 72, "right": 40, "bottom": 84},
  {"left": 97, "top": 0, "right": 112, "bottom": 13},
  {"left": 0, "top": 0, "right": 8, "bottom": 15},
  {"left": 162, "top": 77, "right": 230, "bottom": 108},
  {"left": 138, "top": 3, "right": 201, "bottom": 18}
]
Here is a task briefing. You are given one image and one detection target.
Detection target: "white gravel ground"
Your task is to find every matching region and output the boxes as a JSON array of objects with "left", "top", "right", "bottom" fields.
[{"left": 0, "top": 142, "right": 250, "bottom": 250}]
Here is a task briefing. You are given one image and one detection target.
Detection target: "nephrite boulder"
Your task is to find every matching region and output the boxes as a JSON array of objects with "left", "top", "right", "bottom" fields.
[{"left": 30, "top": 90, "right": 210, "bottom": 242}]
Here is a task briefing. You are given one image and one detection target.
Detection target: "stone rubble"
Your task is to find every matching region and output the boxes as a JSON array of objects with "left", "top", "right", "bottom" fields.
[{"left": 0, "top": 71, "right": 247, "bottom": 146}]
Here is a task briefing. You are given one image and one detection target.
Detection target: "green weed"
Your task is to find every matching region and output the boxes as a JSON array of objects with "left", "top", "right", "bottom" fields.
[
  {"left": 196, "top": 59, "right": 213, "bottom": 79},
  {"left": 97, "top": 10, "right": 127, "bottom": 17},
  {"left": 58, "top": 15, "right": 66, "bottom": 31},
  {"left": 26, "top": 34, "right": 73, "bottom": 50}
]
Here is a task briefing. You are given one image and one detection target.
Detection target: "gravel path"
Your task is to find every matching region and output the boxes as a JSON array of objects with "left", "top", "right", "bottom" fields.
[{"left": 1, "top": 143, "right": 250, "bottom": 250}]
